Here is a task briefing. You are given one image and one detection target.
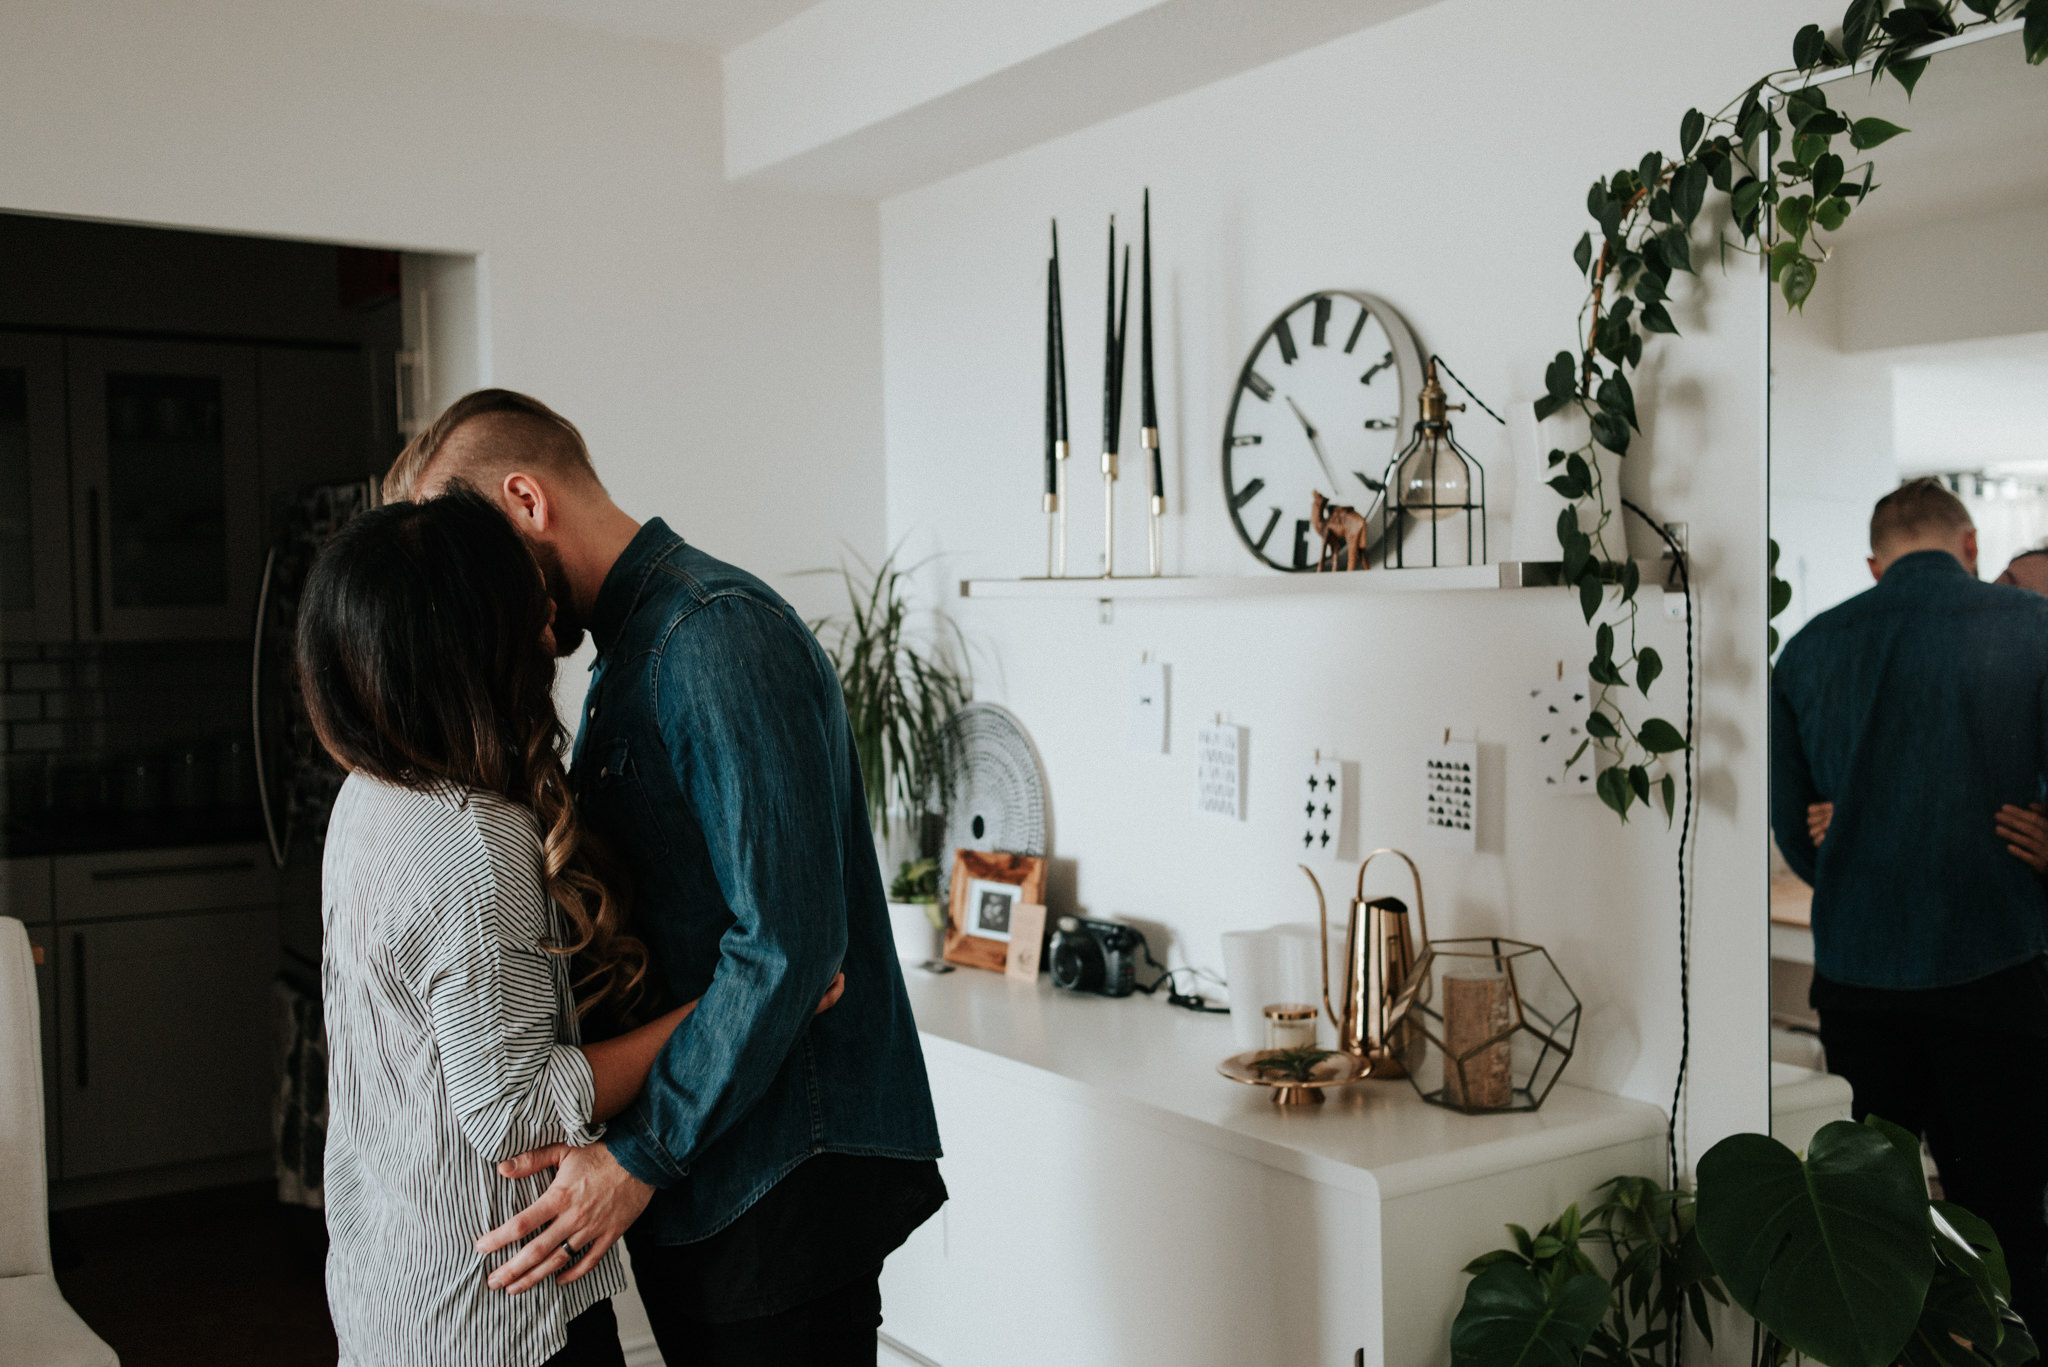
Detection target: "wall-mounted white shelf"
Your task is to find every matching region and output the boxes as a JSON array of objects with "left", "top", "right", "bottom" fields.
[{"left": 960, "top": 559, "right": 1673, "bottom": 601}]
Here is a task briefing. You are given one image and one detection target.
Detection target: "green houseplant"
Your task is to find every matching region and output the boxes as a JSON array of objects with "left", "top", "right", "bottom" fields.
[
  {"left": 1450, "top": 1117, "right": 2035, "bottom": 1367},
  {"left": 1537, "top": 0, "right": 2047, "bottom": 825},
  {"left": 808, "top": 550, "right": 971, "bottom": 933}
]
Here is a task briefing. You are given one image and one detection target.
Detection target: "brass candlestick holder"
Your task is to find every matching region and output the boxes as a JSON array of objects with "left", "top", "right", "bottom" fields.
[
  {"left": 1143, "top": 425, "right": 1162, "bottom": 577},
  {"left": 1101, "top": 449, "right": 1118, "bottom": 578},
  {"left": 1047, "top": 440, "right": 1070, "bottom": 577}
]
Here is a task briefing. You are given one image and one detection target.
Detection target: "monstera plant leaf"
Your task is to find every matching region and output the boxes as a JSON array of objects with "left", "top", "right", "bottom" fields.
[
  {"left": 1697, "top": 1120, "right": 1936, "bottom": 1367},
  {"left": 1450, "top": 1261, "right": 1609, "bottom": 1367}
]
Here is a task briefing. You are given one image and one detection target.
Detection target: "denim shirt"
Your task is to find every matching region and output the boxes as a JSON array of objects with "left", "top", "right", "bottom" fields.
[
  {"left": 1771, "top": 550, "right": 2048, "bottom": 990},
  {"left": 571, "top": 520, "right": 940, "bottom": 1243}
]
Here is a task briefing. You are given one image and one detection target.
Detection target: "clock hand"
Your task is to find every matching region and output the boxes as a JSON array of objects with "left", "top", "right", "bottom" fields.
[{"left": 1285, "top": 395, "right": 1345, "bottom": 500}]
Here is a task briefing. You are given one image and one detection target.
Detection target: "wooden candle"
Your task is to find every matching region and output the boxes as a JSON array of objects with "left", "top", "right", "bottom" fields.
[{"left": 1442, "top": 969, "right": 1513, "bottom": 1109}]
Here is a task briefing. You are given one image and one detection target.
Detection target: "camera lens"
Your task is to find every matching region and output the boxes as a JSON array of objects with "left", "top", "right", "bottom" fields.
[{"left": 1051, "top": 933, "right": 1106, "bottom": 993}]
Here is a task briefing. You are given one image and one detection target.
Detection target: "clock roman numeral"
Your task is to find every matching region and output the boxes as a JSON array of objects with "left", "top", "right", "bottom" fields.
[
  {"left": 1244, "top": 370, "right": 1274, "bottom": 401},
  {"left": 1354, "top": 470, "right": 1386, "bottom": 494},
  {"left": 1359, "top": 351, "right": 1395, "bottom": 386},
  {"left": 1344, "top": 306, "right": 1372, "bottom": 354},
  {"left": 1230, "top": 477, "right": 1267, "bottom": 511},
  {"left": 1364, "top": 417, "right": 1397, "bottom": 430},
  {"left": 1252, "top": 506, "right": 1283, "bottom": 552},
  {"left": 1311, "top": 296, "right": 1331, "bottom": 347},
  {"left": 1230, "top": 433, "right": 1262, "bottom": 447},
  {"left": 1273, "top": 320, "right": 1298, "bottom": 366}
]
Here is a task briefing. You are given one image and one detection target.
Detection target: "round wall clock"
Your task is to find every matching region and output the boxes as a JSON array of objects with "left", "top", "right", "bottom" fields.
[{"left": 1221, "top": 292, "right": 1424, "bottom": 571}]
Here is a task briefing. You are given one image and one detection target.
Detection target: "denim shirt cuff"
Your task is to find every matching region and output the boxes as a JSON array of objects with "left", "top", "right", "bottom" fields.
[{"left": 603, "top": 1104, "right": 687, "bottom": 1189}]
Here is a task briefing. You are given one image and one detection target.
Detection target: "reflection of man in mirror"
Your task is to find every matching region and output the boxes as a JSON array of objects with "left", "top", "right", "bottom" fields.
[
  {"left": 1999, "top": 547, "right": 2048, "bottom": 595},
  {"left": 1772, "top": 477, "right": 2048, "bottom": 1338}
]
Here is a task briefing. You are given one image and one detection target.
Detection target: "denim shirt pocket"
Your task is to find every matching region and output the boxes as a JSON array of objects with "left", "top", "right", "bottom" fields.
[{"left": 583, "top": 737, "right": 670, "bottom": 860}]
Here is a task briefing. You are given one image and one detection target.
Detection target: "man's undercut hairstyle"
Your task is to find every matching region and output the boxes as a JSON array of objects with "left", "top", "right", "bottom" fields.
[
  {"left": 1870, "top": 477, "right": 1974, "bottom": 555},
  {"left": 382, "top": 388, "right": 601, "bottom": 504}
]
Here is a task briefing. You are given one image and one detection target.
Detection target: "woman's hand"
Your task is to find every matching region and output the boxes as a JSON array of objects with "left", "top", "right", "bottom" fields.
[
  {"left": 816, "top": 972, "right": 846, "bottom": 1014},
  {"left": 1807, "top": 801, "right": 1834, "bottom": 847},
  {"left": 1995, "top": 802, "right": 2048, "bottom": 874}
]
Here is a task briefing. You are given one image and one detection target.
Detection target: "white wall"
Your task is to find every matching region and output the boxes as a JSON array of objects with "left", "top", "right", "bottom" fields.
[
  {"left": 0, "top": 0, "right": 886, "bottom": 622},
  {"left": 880, "top": 0, "right": 1835, "bottom": 1167}
]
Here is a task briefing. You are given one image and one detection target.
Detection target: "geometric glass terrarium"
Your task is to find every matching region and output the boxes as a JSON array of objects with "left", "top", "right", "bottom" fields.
[{"left": 1388, "top": 937, "right": 1580, "bottom": 1114}]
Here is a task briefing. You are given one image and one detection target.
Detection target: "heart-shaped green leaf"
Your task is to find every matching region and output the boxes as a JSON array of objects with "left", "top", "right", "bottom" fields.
[
  {"left": 1450, "top": 1261, "right": 1609, "bottom": 1367},
  {"left": 1851, "top": 116, "right": 1909, "bottom": 150},
  {"left": 1697, "top": 1121, "right": 1935, "bottom": 1367}
]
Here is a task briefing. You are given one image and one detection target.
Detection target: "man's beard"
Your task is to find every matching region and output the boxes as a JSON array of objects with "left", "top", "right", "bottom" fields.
[{"left": 529, "top": 538, "right": 588, "bottom": 658}]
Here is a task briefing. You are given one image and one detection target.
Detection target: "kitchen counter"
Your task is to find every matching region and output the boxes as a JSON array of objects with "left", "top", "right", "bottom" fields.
[
  {"left": 883, "top": 965, "right": 1668, "bottom": 1367},
  {"left": 901, "top": 965, "right": 1664, "bottom": 1200}
]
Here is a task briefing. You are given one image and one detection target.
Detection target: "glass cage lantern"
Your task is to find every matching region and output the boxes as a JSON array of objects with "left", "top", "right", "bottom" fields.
[
  {"left": 1376, "top": 359, "right": 1487, "bottom": 568},
  {"left": 1388, "top": 937, "right": 1579, "bottom": 1114}
]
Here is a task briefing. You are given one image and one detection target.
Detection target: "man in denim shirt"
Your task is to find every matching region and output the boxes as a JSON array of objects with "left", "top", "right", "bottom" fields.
[
  {"left": 1772, "top": 477, "right": 2048, "bottom": 1337},
  {"left": 390, "top": 390, "right": 944, "bottom": 1365}
]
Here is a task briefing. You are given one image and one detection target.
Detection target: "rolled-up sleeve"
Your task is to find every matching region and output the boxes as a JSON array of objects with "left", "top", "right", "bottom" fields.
[
  {"left": 397, "top": 801, "right": 604, "bottom": 1164},
  {"left": 603, "top": 597, "right": 847, "bottom": 1188}
]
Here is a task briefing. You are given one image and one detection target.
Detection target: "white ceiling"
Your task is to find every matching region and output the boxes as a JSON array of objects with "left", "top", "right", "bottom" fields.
[
  {"left": 399, "top": 0, "right": 820, "bottom": 51},
  {"left": 1892, "top": 333, "right": 2048, "bottom": 475}
]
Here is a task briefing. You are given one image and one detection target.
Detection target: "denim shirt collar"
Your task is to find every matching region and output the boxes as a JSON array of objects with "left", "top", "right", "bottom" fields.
[
  {"left": 1878, "top": 548, "right": 1971, "bottom": 586},
  {"left": 590, "top": 518, "right": 683, "bottom": 656}
]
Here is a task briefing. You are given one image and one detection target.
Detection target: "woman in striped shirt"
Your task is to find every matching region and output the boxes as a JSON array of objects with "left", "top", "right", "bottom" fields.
[{"left": 296, "top": 488, "right": 836, "bottom": 1367}]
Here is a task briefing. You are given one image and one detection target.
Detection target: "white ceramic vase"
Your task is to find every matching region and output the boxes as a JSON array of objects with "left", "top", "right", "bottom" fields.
[
  {"left": 1506, "top": 402, "right": 1622, "bottom": 563},
  {"left": 888, "top": 900, "right": 944, "bottom": 966}
]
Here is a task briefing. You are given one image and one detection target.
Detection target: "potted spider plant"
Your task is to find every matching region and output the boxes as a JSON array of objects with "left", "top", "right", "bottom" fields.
[{"left": 807, "top": 549, "right": 971, "bottom": 964}]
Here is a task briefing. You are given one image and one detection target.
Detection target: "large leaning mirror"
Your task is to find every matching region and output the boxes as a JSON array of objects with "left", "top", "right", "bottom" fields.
[{"left": 1767, "top": 21, "right": 2048, "bottom": 1330}]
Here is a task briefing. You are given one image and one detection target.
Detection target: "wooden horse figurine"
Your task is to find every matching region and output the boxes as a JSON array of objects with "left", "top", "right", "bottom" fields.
[{"left": 1311, "top": 491, "right": 1370, "bottom": 572}]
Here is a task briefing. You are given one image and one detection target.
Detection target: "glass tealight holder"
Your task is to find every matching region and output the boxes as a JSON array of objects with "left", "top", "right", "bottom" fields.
[{"left": 1263, "top": 1002, "right": 1319, "bottom": 1052}]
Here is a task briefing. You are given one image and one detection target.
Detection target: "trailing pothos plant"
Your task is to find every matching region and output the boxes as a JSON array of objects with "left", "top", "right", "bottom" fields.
[{"left": 1535, "top": 0, "right": 2048, "bottom": 823}]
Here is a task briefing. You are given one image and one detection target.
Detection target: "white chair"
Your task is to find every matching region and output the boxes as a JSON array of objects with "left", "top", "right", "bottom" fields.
[{"left": 0, "top": 916, "right": 119, "bottom": 1366}]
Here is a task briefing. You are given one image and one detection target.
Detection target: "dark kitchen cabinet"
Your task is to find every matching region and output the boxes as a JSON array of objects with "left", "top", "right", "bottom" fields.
[
  {"left": 67, "top": 338, "right": 262, "bottom": 641},
  {"left": 55, "top": 903, "right": 279, "bottom": 1179},
  {"left": 0, "top": 332, "right": 72, "bottom": 644}
]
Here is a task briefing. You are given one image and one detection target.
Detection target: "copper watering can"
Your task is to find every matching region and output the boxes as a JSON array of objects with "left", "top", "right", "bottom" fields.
[{"left": 1301, "top": 849, "right": 1431, "bottom": 1077}]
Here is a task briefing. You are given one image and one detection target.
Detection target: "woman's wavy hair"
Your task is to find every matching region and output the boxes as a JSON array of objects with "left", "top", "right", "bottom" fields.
[{"left": 296, "top": 484, "right": 649, "bottom": 1026}]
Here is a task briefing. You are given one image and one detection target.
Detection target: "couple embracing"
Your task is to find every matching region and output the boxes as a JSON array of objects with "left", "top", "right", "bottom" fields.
[{"left": 300, "top": 390, "right": 944, "bottom": 1367}]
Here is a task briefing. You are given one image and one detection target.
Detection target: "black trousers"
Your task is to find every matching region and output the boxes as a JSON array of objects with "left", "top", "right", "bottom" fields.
[
  {"left": 1819, "top": 1008, "right": 2048, "bottom": 1344},
  {"left": 631, "top": 1263, "right": 883, "bottom": 1367},
  {"left": 540, "top": 1300, "right": 627, "bottom": 1367}
]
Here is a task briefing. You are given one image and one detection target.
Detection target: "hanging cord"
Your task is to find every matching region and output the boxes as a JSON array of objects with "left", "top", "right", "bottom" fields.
[
  {"left": 1428, "top": 354, "right": 1509, "bottom": 426},
  {"left": 1621, "top": 498, "right": 1695, "bottom": 1199},
  {"left": 1134, "top": 943, "right": 1232, "bottom": 1013}
]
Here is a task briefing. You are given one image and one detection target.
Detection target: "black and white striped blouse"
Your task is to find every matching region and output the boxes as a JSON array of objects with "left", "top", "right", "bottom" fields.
[{"left": 321, "top": 772, "right": 627, "bottom": 1367}]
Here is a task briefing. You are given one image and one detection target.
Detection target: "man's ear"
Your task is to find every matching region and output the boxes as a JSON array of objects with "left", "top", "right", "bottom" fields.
[
  {"left": 1868, "top": 555, "right": 1883, "bottom": 583},
  {"left": 500, "top": 472, "right": 553, "bottom": 535},
  {"left": 1960, "top": 527, "right": 1980, "bottom": 577}
]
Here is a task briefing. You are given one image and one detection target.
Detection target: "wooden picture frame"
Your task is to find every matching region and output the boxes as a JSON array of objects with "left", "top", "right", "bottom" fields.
[{"left": 943, "top": 850, "right": 1048, "bottom": 972}]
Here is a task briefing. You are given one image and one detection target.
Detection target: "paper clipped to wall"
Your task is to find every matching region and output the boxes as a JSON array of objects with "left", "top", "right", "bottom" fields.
[
  {"left": 1196, "top": 722, "right": 1247, "bottom": 821},
  {"left": 1529, "top": 675, "right": 1595, "bottom": 796},
  {"left": 1423, "top": 738, "right": 1478, "bottom": 851}
]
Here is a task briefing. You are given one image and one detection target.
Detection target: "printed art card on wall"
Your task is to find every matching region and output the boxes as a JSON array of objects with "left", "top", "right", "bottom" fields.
[
  {"left": 1422, "top": 738, "right": 1478, "bottom": 852},
  {"left": 1196, "top": 722, "right": 1247, "bottom": 821}
]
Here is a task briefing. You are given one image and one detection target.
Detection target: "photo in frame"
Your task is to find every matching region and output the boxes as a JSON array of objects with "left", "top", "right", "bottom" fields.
[{"left": 943, "top": 849, "right": 1048, "bottom": 972}]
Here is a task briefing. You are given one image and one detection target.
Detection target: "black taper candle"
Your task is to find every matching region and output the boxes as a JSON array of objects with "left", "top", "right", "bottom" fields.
[
  {"left": 1110, "top": 243, "right": 1130, "bottom": 453},
  {"left": 1051, "top": 222, "right": 1069, "bottom": 445},
  {"left": 1141, "top": 189, "right": 1162, "bottom": 500},
  {"left": 1102, "top": 216, "right": 1119, "bottom": 457},
  {"left": 1044, "top": 257, "right": 1057, "bottom": 499}
]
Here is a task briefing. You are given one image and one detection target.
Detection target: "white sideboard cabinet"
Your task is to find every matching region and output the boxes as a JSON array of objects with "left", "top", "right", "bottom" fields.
[{"left": 879, "top": 970, "right": 1666, "bottom": 1367}]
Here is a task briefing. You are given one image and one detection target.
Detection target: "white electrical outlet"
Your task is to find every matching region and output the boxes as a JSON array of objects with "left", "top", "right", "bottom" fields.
[
  {"left": 1126, "top": 660, "right": 1169, "bottom": 754},
  {"left": 1299, "top": 754, "right": 1357, "bottom": 860},
  {"left": 1196, "top": 723, "right": 1247, "bottom": 821}
]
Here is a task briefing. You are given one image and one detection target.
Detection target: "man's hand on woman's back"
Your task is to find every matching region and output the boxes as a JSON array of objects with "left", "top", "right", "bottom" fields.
[
  {"left": 1996, "top": 803, "right": 2048, "bottom": 874},
  {"left": 1806, "top": 799, "right": 2048, "bottom": 875}
]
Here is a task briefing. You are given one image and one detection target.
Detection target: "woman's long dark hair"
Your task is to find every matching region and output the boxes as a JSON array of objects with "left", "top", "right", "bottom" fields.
[{"left": 297, "top": 485, "right": 648, "bottom": 1025}]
